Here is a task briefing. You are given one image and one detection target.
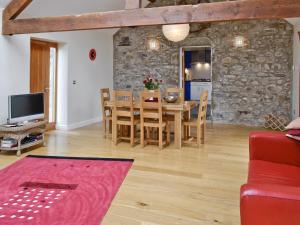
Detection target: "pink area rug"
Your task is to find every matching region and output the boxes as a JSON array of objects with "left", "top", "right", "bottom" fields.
[{"left": 0, "top": 155, "right": 133, "bottom": 225}]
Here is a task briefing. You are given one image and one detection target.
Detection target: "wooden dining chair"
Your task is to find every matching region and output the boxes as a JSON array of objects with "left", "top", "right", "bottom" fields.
[
  {"left": 183, "top": 90, "right": 209, "bottom": 147},
  {"left": 100, "top": 88, "right": 112, "bottom": 138},
  {"left": 164, "top": 87, "right": 186, "bottom": 131},
  {"left": 140, "top": 90, "right": 170, "bottom": 150},
  {"left": 113, "top": 90, "right": 140, "bottom": 147},
  {"left": 166, "top": 87, "right": 184, "bottom": 103}
]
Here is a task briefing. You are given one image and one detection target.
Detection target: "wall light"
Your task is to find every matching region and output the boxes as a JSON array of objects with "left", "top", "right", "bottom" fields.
[
  {"left": 146, "top": 38, "right": 160, "bottom": 51},
  {"left": 233, "top": 36, "right": 247, "bottom": 48}
]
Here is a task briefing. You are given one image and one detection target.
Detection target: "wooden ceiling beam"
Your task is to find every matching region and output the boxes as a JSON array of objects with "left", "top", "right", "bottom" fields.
[
  {"left": 3, "top": 0, "right": 32, "bottom": 21},
  {"left": 2, "top": 0, "right": 300, "bottom": 35}
]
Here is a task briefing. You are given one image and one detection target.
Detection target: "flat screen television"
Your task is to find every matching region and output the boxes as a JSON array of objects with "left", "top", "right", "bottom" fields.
[{"left": 8, "top": 93, "right": 44, "bottom": 124}]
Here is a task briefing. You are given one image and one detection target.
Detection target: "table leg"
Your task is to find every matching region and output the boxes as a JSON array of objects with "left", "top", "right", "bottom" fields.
[
  {"left": 174, "top": 111, "right": 182, "bottom": 149},
  {"left": 112, "top": 110, "right": 117, "bottom": 145}
]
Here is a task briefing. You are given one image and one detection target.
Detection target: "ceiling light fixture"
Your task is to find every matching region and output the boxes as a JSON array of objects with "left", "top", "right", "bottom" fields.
[
  {"left": 162, "top": 24, "right": 190, "bottom": 42},
  {"left": 162, "top": 0, "right": 190, "bottom": 42}
]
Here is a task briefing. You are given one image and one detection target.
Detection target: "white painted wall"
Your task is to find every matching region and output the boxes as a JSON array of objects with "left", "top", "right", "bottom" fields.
[
  {"left": 0, "top": 9, "right": 114, "bottom": 129},
  {"left": 0, "top": 9, "right": 30, "bottom": 124},
  {"left": 293, "top": 25, "right": 300, "bottom": 118}
]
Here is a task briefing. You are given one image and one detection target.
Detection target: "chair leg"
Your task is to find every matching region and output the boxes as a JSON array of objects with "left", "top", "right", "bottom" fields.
[
  {"left": 130, "top": 125, "right": 134, "bottom": 147},
  {"left": 134, "top": 125, "right": 137, "bottom": 144},
  {"left": 114, "top": 124, "right": 119, "bottom": 146},
  {"left": 166, "top": 124, "right": 170, "bottom": 145},
  {"left": 183, "top": 125, "right": 187, "bottom": 140},
  {"left": 197, "top": 125, "right": 201, "bottom": 148},
  {"left": 103, "top": 118, "right": 107, "bottom": 139},
  {"left": 141, "top": 126, "right": 145, "bottom": 147},
  {"left": 109, "top": 120, "right": 112, "bottom": 134},
  {"left": 146, "top": 127, "right": 150, "bottom": 141},
  {"left": 159, "top": 127, "right": 163, "bottom": 150},
  {"left": 201, "top": 123, "right": 205, "bottom": 144}
]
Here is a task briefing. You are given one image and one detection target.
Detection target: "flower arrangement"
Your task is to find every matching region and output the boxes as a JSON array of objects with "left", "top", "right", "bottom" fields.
[{"left": 143, "top": 75, "right": 163, "bottom": 90}]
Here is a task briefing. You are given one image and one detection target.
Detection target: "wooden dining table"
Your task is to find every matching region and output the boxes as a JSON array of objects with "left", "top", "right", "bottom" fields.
[{"left": 105, "top": 101, "right": 198, "bottom": 149}]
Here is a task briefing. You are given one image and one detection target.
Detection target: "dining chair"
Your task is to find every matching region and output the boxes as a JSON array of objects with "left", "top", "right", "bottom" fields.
[
  {"left": 140, "top": 90, "right": 170, "bottom": 150},
  {"left": 100, "top": 88, "right": 112, "bottom": 138},
  {"left": 113, "top": 90, "right": 140, "bottom": 147},
  {"left": 166, "top": 87, "right": 184, "bottom": 103},
  {"left": 183, "top": 90, "right": 209, "bottom": 147},
  {"left": 164, "top": 87, "right": 186, "bottom": 132}
]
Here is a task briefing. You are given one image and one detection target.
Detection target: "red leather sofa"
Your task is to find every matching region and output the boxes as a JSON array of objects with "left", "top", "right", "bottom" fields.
[{"left": 240, "top": 132, "right": 300, "bottom": 225}]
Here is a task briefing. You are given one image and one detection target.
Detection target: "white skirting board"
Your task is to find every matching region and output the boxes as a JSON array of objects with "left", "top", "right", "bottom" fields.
[{"left": 56, "top": 117, "right": 101, "bottom": 131}]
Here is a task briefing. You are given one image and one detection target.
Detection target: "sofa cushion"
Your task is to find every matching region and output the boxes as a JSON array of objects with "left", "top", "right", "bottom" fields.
[
  {"left": 248, "top": 160, "right": 300, "bottom": 187},
  {"left": 286, "top": 117, "right": 300, "bottom": 130}
]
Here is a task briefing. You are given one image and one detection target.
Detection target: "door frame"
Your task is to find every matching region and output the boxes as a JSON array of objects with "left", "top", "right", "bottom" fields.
[
  {"left": 179, "top": 45, "right": 213, "bottom": 90},
  {"left": 30, "top": 38, "right": 58, "bottom": 129}
]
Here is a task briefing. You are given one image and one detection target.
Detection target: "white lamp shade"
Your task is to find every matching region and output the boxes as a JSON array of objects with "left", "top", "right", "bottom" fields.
[{"left": 162, "top": 24, "right": 190, "bottom": 42}]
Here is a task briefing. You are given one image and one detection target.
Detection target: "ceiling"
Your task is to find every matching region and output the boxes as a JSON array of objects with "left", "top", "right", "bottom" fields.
[
  {"left": 0, "top": 0, "right": 9, "bottom": 8},
  {"left": 0, "top": 0, "right": 149, "bottom": 18}
]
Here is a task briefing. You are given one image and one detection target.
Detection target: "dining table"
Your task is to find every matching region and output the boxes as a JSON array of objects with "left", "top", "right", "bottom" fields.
[{"left": 105, "top": 100, "right": 198, "bottom": 149}]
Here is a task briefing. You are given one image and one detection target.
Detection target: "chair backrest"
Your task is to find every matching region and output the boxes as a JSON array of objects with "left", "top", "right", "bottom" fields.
[
  {"left": 166, "top": 87, "right": 184, "bottom": 103},
  {"left": 140, "top": 90, "right": 163, "bottom": 123},
  {"left": 198, "top": 90, "right": 209, "bottom": 124},
  {"left": 113, "top": 90, "right": 134, "bottom": 119},
  {"left": 100, "top": 88, "right": 111, "bottom": 118}
]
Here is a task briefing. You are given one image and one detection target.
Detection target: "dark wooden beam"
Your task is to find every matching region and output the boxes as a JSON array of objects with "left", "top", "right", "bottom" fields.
[
  {"left": 3, "top": 0, "right": 32, "bottom": 21},
  {"left": 3, "top": 0, "right": 300, "bottom": 35},
  {"left": 125, "top": 0, "right": 142, "bottom": 9}
]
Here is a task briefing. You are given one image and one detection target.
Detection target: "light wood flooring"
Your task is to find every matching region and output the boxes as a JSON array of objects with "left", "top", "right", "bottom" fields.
[{"left": 0, "top": 123, "right": 265, "bottom": 225}]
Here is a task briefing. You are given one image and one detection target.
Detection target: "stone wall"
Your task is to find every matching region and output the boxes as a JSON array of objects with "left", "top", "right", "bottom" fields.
[{"left": 113, "top": 18, "right": 293, "bottom": 126}]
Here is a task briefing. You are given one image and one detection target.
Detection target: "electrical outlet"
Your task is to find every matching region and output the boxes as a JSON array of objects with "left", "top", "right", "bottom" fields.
[{"left": 73, "top": 80, "right": 77, "bottom": 85}]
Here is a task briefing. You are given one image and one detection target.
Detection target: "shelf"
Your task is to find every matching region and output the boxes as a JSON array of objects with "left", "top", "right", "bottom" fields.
[
  {"left": 0, "top": 120, "right": 47, "bottom": 132},
  {"left": 0, "top": 139, "right": 44, "bottom": 151}
]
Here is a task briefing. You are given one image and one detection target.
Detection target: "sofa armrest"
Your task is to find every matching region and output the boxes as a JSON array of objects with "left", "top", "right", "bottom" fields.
[
  {"left": 241, "top": 183, "right": 300, "bottom": 225},
  {"left": 249, "top": 132, "right": 300, "bottom": 167}
]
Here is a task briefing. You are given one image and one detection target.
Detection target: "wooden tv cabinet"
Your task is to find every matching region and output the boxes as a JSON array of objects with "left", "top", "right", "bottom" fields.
[{"left": 0, "top": 120, "right": 47, "bottom": 156}]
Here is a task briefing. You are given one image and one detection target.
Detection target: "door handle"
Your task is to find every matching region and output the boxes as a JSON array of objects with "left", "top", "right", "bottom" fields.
[{"left": 44, "top": 87, "right": 50, "bottom": 93}]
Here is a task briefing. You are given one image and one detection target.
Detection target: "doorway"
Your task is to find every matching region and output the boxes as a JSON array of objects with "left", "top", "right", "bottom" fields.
[
  {"left": 30, "top": 39, "right": 58, "bottom": 129},
  {"left": 179, "top": 46, "right": 213, "bottom": 119}
]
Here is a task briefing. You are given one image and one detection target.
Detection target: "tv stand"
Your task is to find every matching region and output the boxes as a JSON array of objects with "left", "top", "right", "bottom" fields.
[{"left": 0, "top": 120, "right": 47, "bottom": 156}]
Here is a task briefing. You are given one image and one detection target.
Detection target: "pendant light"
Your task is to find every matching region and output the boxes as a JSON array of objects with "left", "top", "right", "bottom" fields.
[
  {"left": 162, "top": 0, "right": 190, "bottom": 42},
  {"left": 162, "top": 24, "right": 190, "bottom": 42}
]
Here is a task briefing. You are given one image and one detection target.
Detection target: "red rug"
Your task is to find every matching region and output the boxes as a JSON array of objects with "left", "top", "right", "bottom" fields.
[{"left": 0, "top": 155, "right": 133, "bottom": 225}]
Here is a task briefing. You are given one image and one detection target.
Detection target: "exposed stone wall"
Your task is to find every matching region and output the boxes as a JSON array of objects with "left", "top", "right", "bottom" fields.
[{"left": 113, "top": 16, "right": 293, "bottom": 126}]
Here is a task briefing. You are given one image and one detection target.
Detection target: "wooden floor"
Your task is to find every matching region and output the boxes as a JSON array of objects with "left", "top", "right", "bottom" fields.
[{"left": 0, "top": 123, "right": 264, "bottom": 225}]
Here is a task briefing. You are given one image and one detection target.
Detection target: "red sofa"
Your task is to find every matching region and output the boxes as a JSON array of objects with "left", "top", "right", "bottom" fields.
[{"left": 240, "top": 132, "right": 300, "bottom": 225}]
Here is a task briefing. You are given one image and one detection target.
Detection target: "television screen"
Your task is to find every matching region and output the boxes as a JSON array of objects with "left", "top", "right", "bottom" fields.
[{"left": 9, "top": 93, "right": 44, "bottom": 123}]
